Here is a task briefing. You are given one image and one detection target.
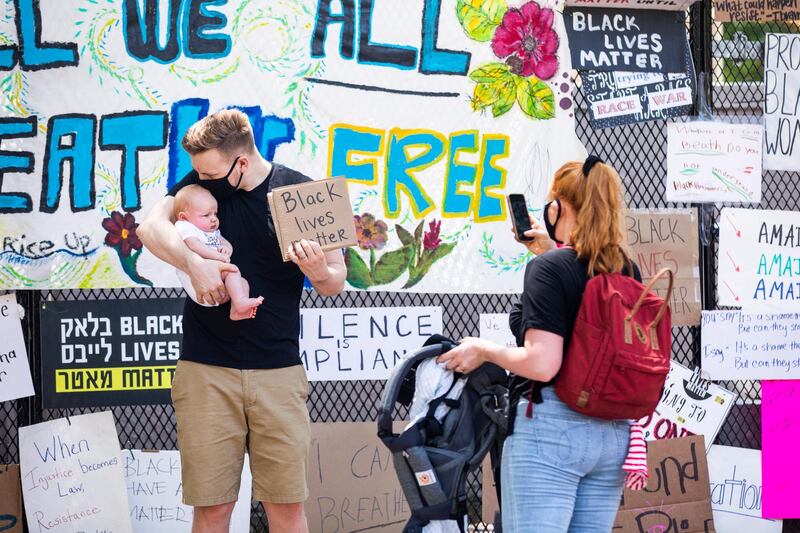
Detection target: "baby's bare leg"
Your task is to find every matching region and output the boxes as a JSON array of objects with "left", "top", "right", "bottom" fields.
[{"left": 222, "top": 270, "right": 264, "bottom": 321}]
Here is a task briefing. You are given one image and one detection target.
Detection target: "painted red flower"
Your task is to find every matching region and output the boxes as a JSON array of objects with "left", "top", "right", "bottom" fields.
[
  {"left": 102, "top": 211, "right": 142, "bottom": 258},
  {"left": 491, "top": 1, "right": 559, "bottom": 80},
  {"left": 354, "top": 213, "right": 389, "bottom": 250},
  {"left": 423, "top": 220, "right": 442, "bottom": 251}
]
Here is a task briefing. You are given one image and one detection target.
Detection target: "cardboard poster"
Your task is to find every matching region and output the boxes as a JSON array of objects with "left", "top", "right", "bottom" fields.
[
  {"left": 666, "top": 121, "right": 762, "bottom": 204},
  {"left": 0, "top": 465, "right": 23, "bottom": 533},
  {"left": 0, "top": 294, "right": 34, "bottom": 403},
  {"left": 718, "top": 208, "right": 800, "bottom": 309},
  {"left": 306, "top": 422, "right": 409, "bottom": 533},
  {"left": 763, "top": 33, "right": 800, "bottom": 172},
  {"left": 479, "top": 313, "right": 517, "bottom": 347},
  {"left": 638, "top": 361, "right": 736, "bottom": 449},
  {"left": 567, "top": 0, "right": 699, "bottom": 9},
  {"left": 701, "top": 310, "right": 800, "bottom": 380},
  {"left": 625, "top": 209, "right": 701, "bottom": 327},
  {"left": 481, "top": 456, "right": 500, "bottom": 525},
  {"left": 713, "top": 0, "right": 800, "bottom": 22},
  {"left": 19, "top": 411, "right": 132, "bottom": 533},
  {"left": 123, "top": 449, "right": 252, "bottom": 532},
  {"left": 613, "top": 435, "right": 715, "bottom": 533},
  {"left": 564, "top": 8, "right": 689, "bottom": 73},
  {"left": 761, "top": 380, "right": 800, "bottom": 519},
  {"left": 708, "top": 445, "right": 782, "bottom": 533}
]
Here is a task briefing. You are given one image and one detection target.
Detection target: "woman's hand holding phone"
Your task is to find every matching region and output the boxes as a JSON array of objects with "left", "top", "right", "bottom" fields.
[{"left": 512, "top": 216, "right": 555, "bottom": 255}]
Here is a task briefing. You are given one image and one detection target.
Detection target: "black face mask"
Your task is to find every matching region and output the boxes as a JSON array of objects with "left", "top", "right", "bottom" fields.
[
  {"left": 543, "top": 199, "right": 563, "bottom": 244},
  {"left": 200, "top": 156, "right": 243, "bottom": 200}
]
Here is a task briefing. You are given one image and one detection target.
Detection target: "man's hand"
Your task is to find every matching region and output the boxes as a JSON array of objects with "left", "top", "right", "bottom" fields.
[
  {"left": 287, "top": 239, "right": 329, "bottom": 282},
  {"left": 186, "top": 255, "right": 239, "bottom": 305}
]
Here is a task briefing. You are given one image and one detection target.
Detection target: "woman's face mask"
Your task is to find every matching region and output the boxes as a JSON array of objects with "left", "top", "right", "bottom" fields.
[
  {"left": 543, "top": 198, "right": 563, "bottom": 245},
  {"left": 200, "top": 155, "right": 243, "bottom": 200}
]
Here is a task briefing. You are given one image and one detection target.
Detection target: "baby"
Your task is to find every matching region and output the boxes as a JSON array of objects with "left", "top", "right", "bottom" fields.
[{"left": 173, "top": 185, "right": 263, "bottom": 320}]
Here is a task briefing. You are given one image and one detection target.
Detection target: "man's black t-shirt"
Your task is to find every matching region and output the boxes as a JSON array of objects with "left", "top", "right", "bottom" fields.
[{"left": 168, "top": 163, "right": 311, "bottom": 370}]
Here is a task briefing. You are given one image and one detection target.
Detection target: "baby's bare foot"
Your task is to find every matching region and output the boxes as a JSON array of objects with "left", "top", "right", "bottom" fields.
[{"left": 229, "top": 296, "right": 264, "bottom": 321}]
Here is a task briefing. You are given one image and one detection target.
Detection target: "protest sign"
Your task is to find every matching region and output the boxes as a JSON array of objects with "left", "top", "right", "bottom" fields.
[
  {"left": 718, "top": 208, "right": 800, "bottom": 309},
  {"left": 300, "top": 307, "right": 441, "bottom": 381},
  {"left": 123, "top": 449, "right": 251, "bottom": 532},
  {"left": 666, "top": 121, "right": 762, "bottom": 204},
  {"left": 708, "top": 445, "right": 782, "bottom": 532},
  {"left": 0, "top": 294, "right": 34, "bottom": 402},
  {"left": 564, "top": 8, "right": 688, "bottom": 73},
  {"left": 306, "top": 422, "right": 409, "bottom": 533},
  {"left": 713, "top": 0, "right": 800, "bottom": 22},
  {"left": 566, "top": 0, "right": 699, "bottom": 9},
  {"left": 19, "top": 411, "right": 132, "bottom": 533},
  {"left": 761, "top": 380, "right": 800, "bottom": 519},
  {"left": 625, "top": 209, "right": 701, "bottom": 327},
  {"left": 0, "top": 0, "right": 585, "bottom": 294},
  {"left": 479, "top": 313, "right": 516, "bottom": 347},
  {"left": 268, "top": 177, "right": 357, "bottom": 261},
  {"left": 613, "top": 435, "right": 715, "bottom": 532},
  {"left": 764, "top": 33, "right": 800, "bottom": 172},
  {"left": 481, "top": 456, "right": 500, "bottom": 525},
  {"left": 638, "top": 361, "right": 736, "bottom": 449},
  {"left": 0, "top": 465, "right": 22, "bottom": 533},
  {"left": 701, "top": 311, "right": 800, "bottom": 380}
]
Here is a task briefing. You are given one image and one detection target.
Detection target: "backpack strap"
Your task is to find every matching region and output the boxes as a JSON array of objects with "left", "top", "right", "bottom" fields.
[{"left": 624, "top": 268, "right": 674, "bottom": 350}]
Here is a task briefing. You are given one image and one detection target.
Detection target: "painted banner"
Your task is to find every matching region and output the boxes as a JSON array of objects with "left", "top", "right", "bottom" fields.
[
  {"left": 563, "top": 8, "right": 688, "bottom": 73},
  {"left": 306, "top": 422, "right": 410, "bottom": 533},
  {"left": 19, "top": 411, "right": 132, "bottom": 533},
  {"left": 625, "top": 208, "right": 701, "bottom": 327},
  {"left": 764, "top": 33, "right": 800, "bottom": 172},
  {"left": 566, "top": 0, "right": 699, "bottom": 9},
  {"left": 479, "top": 312, "right": 516, "bottom": 347},
  {"left": 0, "top": 293, "right": 34, "bottom": 402},
  {"left": 0, "top": 464, "right": 22, "bottom": 533},
  {"left": 761, "top": 380, "right": 800, "bottom": 519},
  {"left": 718, "top": 208, "right": 800, "bottom": 309},
  {"left": 124, "top": 449, "right": 251, "bottom": 532},
  {"left": 0, "top": 0, "right": 585, "bottom": 293},
  {"left": 581, "top": 55, "right": 695, "bottom": 129},
  {"left": 708, "top": 445, "right": 783, "bottom": 533},
  {"left": 701, "top": 310, "right": 800, "bottom": 380},
  {"left": 713, "top": 0, "right": 800, "bottom": 22},
  {"left": 638, "top": 361, "right": 736, "bottom": 449},
  {"left": 666, "top": 121, "right": 762, "bottom": 204}
]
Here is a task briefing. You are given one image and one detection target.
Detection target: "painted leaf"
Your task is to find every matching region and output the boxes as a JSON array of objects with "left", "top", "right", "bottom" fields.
[
  {"left": 516, "top": 78, "right": 556, "bottom": 120},
  {"left": 493, "top": 78, "right": 517, "bottom": 117},
  {"left": 396, "top": 224, "right": 415, "bottom": 247},
  {"left": 414, "top": 220, "right": 425, "bottom": 243},
  {"left": 345, "top": 248, "right": 373, "bottom": 289},
  {"left": 403, "top": 242, "right": 456, "bottom": 289},
  {"left": 469, "top": 62, "right": 511, "bottom": 83},
  {"left": 372, "top": 246, "right": 414, "bottom": 285},
  {"left": 457, "top": 0, "right": 508, "bottom": 42}
]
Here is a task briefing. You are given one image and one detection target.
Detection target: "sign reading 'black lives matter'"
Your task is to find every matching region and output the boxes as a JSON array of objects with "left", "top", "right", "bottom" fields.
[{"left": 564, "top": 7, "right": 689, "bottom": 73}]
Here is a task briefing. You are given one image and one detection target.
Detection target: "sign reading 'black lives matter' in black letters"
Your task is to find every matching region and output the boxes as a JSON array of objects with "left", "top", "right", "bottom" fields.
[{"left": 564, "top": 8, "right": 689, "bottom": 73}]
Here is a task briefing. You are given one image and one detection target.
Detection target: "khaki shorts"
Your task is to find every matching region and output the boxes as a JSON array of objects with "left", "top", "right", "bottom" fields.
[{"left": 172, "top": 360, "right": 310, "bottom": 506}]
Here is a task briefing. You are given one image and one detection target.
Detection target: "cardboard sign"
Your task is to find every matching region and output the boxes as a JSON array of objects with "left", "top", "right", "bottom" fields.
[
  {"left": 300, "top": 307, "right": 441, "bottom": 381},
  {"left": 0, "top": 294, "right": 34, "bottom": 403},
  {"left": 666, "top": 121, "right": 762, "bottom": 204},
  {"left": 613, "top": 435, "right": 715, "bottom": 533},
  {"left": 625, "top": 209, "right": 701, "bottom": 327},
  {"left": 713, "top": 0, "right": 800, "bottom": 22},
  {"left": 708, "top": 445, "right": 782, "bottom": 533},
  {"left": 638, "top": 361, "right": 736, "bottom": 449},
  {"left": 764, "top": 34, "right": 800, "bottom": 172},
  {"left": 701, "top": 311, "right": 800, "bottom": 380},
  {"left": 0, "top": 465, "right": 22, "bottom": 533},
  {"left": 566, "top": 0, "right": 699, "bottom": 9},
  {"left": 479, "top": 313, "right": 516, "bottom": 347},
  {"left": 481, "top": 456, "right": 500, "bottom": 525},
  {"left": 582, "top": 53, "right": 695, "bottom": 129},
  {"left": 124, "top": 449, "right": 251, "bottom": 532},
  {"left": 19, "top": 411, "right": 132, "bottom": 533},
  {"left": 564, "top": 8, "right": 689, "bottom": 73},
  {"left": 306, "top": 422, "right": 410, "bottom": 533},
  {"left": 268, "top": 177, "right": 357, "bottom": 262},
  {"left": 718, "top": 208, "right": 800, "bottom": 309},
  {"left": 761, "top": 381, "right": 800, "bottom": 518}
]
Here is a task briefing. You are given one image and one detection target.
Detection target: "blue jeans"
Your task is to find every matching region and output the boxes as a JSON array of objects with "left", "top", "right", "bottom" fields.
[{"left": 501, "top": 388, "right": 630, "bottom": 533}]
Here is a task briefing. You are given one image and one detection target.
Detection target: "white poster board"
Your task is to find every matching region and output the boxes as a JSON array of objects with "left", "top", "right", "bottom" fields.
[
  {"left": 718, "top": 208, "right": 800, "bottom": 310},
  {"left": 639, "top": 361, "right": 736, "bottom": 450},
  {"left": 299, "top": 307, "right": 441, "bottom": 381},
  {"left": 701, "top": 310, "right": 800, "bottom": 380},
  {"left": 764, "top": 34, "right": 800, "bottom": 171},
  {"left": 479, "top": 313, "right": 516, "bottom": 348},
  {"left": 666, "top": 121, "right": 762, "bottom": 203},
  {"left": 19, "top": 411, "right": 132, "bottom": 533},
  {"left": 708, "top": 445, "right": 783, "bottom": 533},
  {"left": 124, "top": 450, "right": 251, "bottom": 532},
  {"left": 0, "top": 294, "right": 34, "bottom": 402}
]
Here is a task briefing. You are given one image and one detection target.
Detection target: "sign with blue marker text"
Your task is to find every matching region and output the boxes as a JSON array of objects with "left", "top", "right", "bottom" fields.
[{"left": 0, "top": 465, "right": 22, "bottom": 533}]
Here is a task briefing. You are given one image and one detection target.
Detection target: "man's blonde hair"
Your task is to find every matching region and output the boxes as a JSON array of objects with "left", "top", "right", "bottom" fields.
[
  {"left": 173, "top": 184, "right": 215, "bottom": 219},
  {"left": 181, "top": 109, "right": 255, "bottom": 155}
]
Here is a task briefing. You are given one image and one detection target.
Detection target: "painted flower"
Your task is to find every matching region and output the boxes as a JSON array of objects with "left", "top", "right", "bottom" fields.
[
  {"left": 491, "top": 1, "right": 559, "bottom": 80},
  {"left": 423, "top": 220, "right": 442, "bottom": 251},
  {"left": 102, "top": 211, "right": 142, "bottom": 258},
  {"left": 354, "top": 213, "right": 389, "bottom": 250}
]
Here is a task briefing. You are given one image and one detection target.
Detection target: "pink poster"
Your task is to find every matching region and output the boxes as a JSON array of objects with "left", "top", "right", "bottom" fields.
[{"left": 761, "top": 380, "right": 800, "bottom": 518}]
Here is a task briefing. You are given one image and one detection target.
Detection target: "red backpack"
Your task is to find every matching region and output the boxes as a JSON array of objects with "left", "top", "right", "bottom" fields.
[{"left": 555, "top": 267, "right": 673, "bottom": 420}]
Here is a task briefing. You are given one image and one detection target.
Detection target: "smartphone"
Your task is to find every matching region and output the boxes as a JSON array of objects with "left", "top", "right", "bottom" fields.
[{"left": 507, "top": 194, "right": 534, "bottom": 241}]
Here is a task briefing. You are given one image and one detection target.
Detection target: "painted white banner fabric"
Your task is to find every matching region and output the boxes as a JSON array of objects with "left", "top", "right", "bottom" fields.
[{"left": 0, "top": 0, "right": 585, "bottom": 292}]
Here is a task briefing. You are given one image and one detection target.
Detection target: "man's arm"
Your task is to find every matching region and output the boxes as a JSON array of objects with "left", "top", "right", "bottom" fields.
[{"left": 286, "top": 240, "right": 346, "bottom": 297}]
